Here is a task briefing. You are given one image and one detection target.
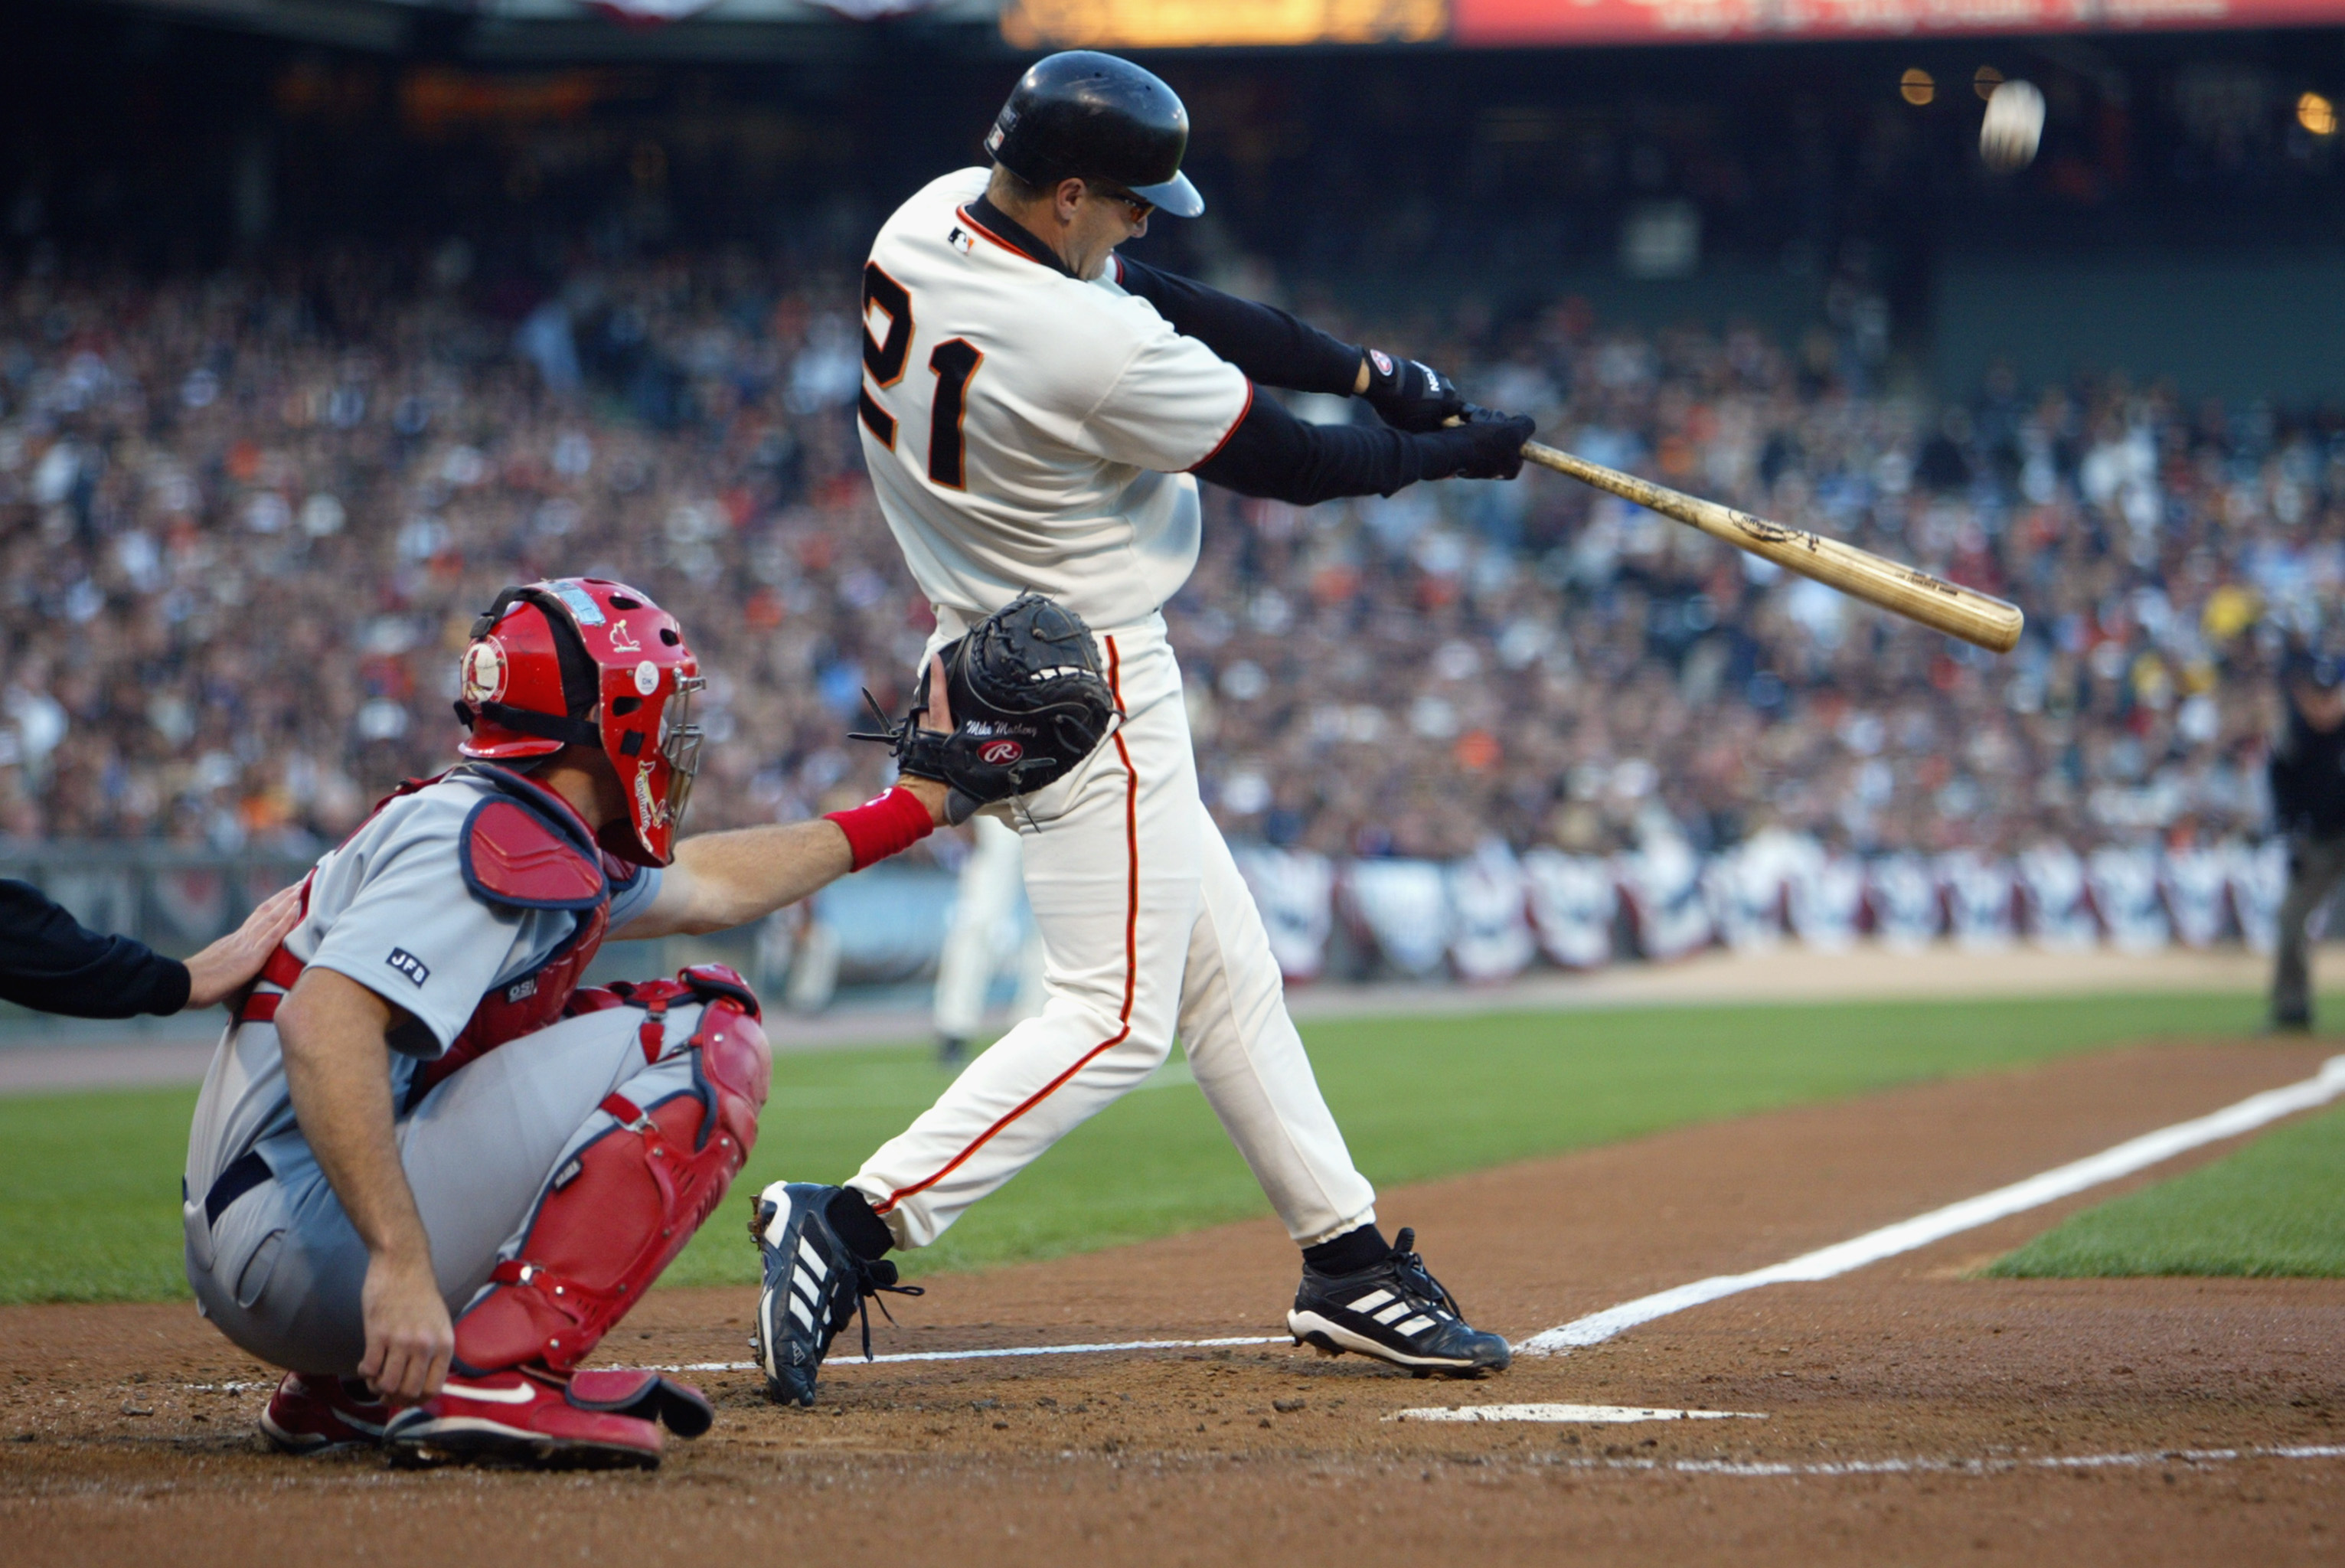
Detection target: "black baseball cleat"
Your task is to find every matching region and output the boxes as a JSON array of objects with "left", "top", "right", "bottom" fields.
[
  {"left": 1287, "top": 1227, "right": 1511, "bottom": 1377},
  {"left": 748, "top": 1181, "right": 921, "bottom": 1408}
]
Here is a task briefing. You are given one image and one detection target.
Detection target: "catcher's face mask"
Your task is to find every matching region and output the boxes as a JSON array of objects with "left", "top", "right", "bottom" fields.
[{"left": 456, "top": 577, "right": 704, "bottom": 867}]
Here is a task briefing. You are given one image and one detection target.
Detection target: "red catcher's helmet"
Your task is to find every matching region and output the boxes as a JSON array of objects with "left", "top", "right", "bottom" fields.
[{"left": 453, "top": 578, "right": 704, "bottom": 867}]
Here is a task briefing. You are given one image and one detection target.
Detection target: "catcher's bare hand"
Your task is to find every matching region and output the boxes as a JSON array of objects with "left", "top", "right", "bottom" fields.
[{"left": 358, "top": 1248, "right": 454, "bottom": 1405}]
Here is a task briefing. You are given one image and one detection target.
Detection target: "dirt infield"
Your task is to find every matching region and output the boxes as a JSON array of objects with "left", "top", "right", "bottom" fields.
[{"left": 5, "top": 1039, "right": 2341, "bottom": 1566}]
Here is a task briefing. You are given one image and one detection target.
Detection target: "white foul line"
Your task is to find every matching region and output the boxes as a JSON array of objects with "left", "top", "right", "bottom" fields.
[
  {"left": 1586, "top": 1444, "right": 2345, "bottom": 1478},
  {"left": 1392, "top": 1403, "right": 1767, "bottom": 1424},
  {"left": 639, "top": 1335, "right": 1288, "bottom": 1374},
  {"left": 1522, "top": 1053, "right": 2345, "bottom": 1354}
]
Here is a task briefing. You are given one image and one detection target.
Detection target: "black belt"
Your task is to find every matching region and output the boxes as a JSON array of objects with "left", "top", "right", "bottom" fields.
[{"left": 203, "top": 1148, "right": 272, "bottom": 1227}]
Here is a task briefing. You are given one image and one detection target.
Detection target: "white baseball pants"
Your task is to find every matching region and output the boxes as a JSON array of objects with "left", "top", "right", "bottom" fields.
[{"left": 851, "top": 613, "right": 1377, "bottom": 1250}]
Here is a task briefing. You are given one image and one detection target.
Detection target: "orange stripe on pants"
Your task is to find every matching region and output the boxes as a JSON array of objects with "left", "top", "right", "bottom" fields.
[{"left": 874, "top": 636, "right": 1138, "bottom": 1216}]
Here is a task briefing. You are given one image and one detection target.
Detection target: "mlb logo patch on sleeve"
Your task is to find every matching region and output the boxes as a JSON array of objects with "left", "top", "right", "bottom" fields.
[{"left": 386, "top": 949, "right": 431, "bottom": 987}]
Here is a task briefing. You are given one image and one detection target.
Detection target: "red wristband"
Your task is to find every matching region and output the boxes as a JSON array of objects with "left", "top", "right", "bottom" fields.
[{"left": 825, "top": 786, "right": 936, "bottom": 871}]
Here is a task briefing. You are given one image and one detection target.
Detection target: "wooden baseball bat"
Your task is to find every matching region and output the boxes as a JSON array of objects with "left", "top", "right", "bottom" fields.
[{"left": 1517, "top": 439, "right": 2024, "bottom": 655}]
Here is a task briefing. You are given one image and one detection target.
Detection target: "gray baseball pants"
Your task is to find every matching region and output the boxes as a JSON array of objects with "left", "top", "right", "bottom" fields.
[{"left": 185, "top": 1002, "right": 710, "bottom": 1376}]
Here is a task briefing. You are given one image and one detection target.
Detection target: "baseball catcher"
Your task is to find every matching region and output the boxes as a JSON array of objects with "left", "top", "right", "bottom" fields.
[
  {"left": 181, "top": 577, "right": 957, "bottom": 1467},
  {"left": 750, "top": 52, "right": 1520, "bottom": 1409}
]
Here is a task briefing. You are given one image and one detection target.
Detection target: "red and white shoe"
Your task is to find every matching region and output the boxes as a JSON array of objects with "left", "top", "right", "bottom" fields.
[
  {"left": 258, "top": 1373, "right": 391, "bottom": 1454},
  {"left": 382, "top": 1368, "right": 713, "bottom": 1468}
]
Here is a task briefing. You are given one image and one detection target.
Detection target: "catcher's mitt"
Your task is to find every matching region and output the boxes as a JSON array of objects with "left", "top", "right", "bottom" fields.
[{"left": 854, "top": 593, "right": 1117, "bottom": 825}]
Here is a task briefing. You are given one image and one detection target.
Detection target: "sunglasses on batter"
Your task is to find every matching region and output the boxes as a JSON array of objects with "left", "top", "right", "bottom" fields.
[{"left": 1087, "top": 184, "right": 1155, "bottom": 223}]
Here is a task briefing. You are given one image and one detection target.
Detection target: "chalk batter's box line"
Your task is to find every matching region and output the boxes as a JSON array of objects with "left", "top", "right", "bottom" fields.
[
  {"left": 645, "top": 1335, "right": 1288, "bottom": 1374},
  {"left": 184, "top": 1337, "right": 1288, "bottom": 1392}
]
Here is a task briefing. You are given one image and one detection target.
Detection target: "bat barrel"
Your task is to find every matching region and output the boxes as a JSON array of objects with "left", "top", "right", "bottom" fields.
[{"left": 1520, "top": 442, "right": 2023, "bottom": 655}]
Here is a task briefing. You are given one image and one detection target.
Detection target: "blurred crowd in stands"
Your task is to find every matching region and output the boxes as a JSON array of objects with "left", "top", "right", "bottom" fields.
[{"left": 0, "top": 245, "right": 2324, "bottom": 892}]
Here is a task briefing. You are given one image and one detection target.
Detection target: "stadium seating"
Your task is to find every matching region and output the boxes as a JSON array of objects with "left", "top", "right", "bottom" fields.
[{"left": 0, "top": 255, "right": 2311, "bottom": 990}]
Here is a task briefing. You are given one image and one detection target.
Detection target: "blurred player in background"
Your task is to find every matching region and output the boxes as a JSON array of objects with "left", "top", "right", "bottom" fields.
[
  {"left": 932, "top": 815, "right": 1044, "bottom": 1064},
  {"left": 2267, "top": 645, "right": 2345, "bottom": 1031}
]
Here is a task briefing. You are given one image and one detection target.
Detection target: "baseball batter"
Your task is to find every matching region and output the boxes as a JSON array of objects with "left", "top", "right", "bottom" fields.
[
  {"left": 181, "top": 577, "right": 962, "bottom": 1466},
  {"left": 753, "top": 51, "right": 1535, "bottom": 1404}
]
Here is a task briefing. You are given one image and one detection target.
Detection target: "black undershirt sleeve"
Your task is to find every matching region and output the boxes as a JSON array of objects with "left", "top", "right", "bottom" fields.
[
  {"left": 1115, "top": 255, "right": 1363, "bottom": 397},
  {"left": 1194, "top": 391, "right": 1421, "bottom": 506},
  {"left": 0, "top": 877, "right": 191, "bottom": 1018}
]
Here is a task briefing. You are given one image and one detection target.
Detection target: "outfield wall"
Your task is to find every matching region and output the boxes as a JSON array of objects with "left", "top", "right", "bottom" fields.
[{"left": 0, "top": 835, "right": 2298, "bottom": 1020}]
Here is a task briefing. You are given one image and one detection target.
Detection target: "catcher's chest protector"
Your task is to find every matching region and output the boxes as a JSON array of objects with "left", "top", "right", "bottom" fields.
[
  {"left": 251, "top": 767, "right": 623, "bottom": 1078},
  {"left": 412, "top": 767, "right": 635, "bottom": 1096}
]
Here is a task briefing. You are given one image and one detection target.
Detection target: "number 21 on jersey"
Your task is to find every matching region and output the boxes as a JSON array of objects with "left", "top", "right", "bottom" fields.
[{"left": 859, "top": 263, "right": 984, "bottom": 492}]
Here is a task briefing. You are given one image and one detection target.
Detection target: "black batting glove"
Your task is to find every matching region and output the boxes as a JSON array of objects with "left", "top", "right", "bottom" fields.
[
  {"left": 1413, "top": 405, "right": 1534, "bottom": 482},
  {"left": 1360, "top": 348, "right": 1466, "bottom": 433}
]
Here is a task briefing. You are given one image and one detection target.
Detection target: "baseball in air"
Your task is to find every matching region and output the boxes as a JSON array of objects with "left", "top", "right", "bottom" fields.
[{"left": 1981, "top": 79, "right": 2046, "bottom": 172}]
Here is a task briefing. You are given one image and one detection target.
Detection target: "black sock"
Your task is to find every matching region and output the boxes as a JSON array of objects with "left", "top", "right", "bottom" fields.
[
  {"left": 1302, "top": 1223, "right": 1390, "bottom": 1276},
  {"left": 827, "top": 1187, "right": 895, "bottom": 1262}
]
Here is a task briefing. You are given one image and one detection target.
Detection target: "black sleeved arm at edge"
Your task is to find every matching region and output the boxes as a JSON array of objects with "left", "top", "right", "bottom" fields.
[
  {"left": 1194, "top": 390, "right": 1421, "bottom": 506},
  {"left": 0, "top": 878, "right": 190, "bottom": 1018},
  {"left": 1115, "top": 255, "right": 1362, "bottom": 396}
]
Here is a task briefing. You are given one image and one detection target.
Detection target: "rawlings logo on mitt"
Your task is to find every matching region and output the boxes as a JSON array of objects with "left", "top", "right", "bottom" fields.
[{"left": 853, "top": 593, "right": 1118, "bottom": 825}]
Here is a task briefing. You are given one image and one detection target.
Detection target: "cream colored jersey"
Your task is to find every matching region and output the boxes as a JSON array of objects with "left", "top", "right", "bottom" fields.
[{"left": 857, "top": 168, "right": 1251, "bottom": 631}]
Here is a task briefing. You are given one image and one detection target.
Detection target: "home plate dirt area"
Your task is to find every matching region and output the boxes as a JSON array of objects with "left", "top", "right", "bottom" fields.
[{"left": 5, "top": 1040, "right": 2340, "bottom": 1566}]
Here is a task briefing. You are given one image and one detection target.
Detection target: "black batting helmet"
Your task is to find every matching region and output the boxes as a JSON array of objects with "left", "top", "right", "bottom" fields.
[{"left": 984, "top": 51, "right": 1204, "bottom": 219}]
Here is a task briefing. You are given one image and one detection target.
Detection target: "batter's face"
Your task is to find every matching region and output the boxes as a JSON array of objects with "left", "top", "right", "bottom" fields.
[{"left": 1054, "top": 178, "right": 1150, "bottom": 279}]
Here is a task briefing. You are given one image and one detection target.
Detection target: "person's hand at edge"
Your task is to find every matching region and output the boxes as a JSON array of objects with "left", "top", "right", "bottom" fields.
[{"left": 182, "top": 884, "right": 304, "bottom": 1010}]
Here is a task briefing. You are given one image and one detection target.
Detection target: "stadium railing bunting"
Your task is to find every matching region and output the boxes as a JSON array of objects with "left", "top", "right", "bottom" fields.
[{"left": 0, "top": 833, "right": 2288, "bottom": 1007}]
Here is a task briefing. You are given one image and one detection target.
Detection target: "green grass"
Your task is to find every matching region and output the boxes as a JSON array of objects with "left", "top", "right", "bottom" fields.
[
  {"left": 0, "top": 1087, "right": 214, "bottom": 1305},
  {"left": 0, "top": 989, "right": 2311, "bottom": 1304},
  {"left": 1986, "top": 1100, "right": 2345, "bottom": 1279}
]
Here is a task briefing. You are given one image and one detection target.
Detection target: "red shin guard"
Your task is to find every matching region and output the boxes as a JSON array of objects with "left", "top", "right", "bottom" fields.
[{"left": 452, "top": 973, "right": 772, "bottom": 1375}]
